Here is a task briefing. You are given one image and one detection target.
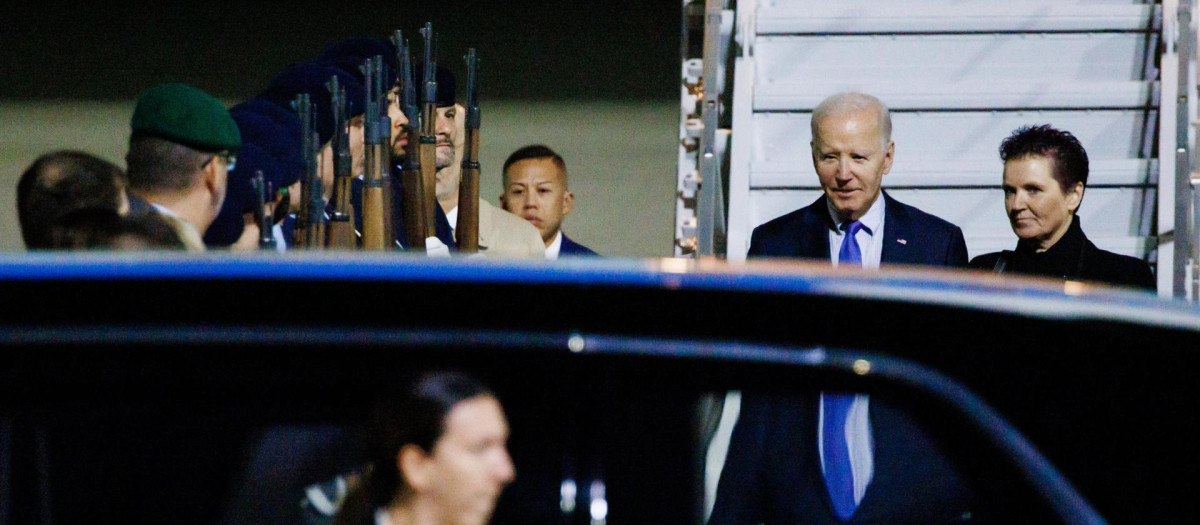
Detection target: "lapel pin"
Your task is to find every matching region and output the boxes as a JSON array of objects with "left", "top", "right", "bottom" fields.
[{"left": 897, "top": 239, "right": 907, "bottom": 245}]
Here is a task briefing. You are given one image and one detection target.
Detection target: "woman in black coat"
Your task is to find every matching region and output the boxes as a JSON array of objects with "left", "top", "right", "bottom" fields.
[{"left": 968, "top": 125, "right": 1155, "bottom": 290}]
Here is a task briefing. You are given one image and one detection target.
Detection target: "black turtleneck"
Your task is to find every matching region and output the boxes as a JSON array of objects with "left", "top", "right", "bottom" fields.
[
  {"left": 969, "top": 216, "right": 1156, "bottom": 290},
  {"left": 1008, "top": 215, "right": 1087, "bottom": 281}
]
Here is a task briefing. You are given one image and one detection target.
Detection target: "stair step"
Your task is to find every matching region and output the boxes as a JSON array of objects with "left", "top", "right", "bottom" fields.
[
  {"left": 750, "top": 159, "right": 1157, "bottom": 188},
  {"left": 756, "top": 2, "right": 1159, "bottom": 34}
]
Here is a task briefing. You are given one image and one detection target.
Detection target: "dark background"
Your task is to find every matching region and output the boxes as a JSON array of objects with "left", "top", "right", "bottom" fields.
[{"left": 2, "top": 1, "right": 681, "bottom": 101}]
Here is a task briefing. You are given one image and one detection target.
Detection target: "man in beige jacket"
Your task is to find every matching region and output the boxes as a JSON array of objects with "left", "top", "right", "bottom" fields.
[{"left": 416, "top": 66, "right": 543, "bottom": 259}]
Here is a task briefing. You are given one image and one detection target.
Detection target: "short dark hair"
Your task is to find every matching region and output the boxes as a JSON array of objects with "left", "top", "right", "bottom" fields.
[
  {"left": 45, "top": 207, "right": 185, "bottom": 251},
  {"left": 999, "top": 124, "right": 1089, "bottom": 192},
  {"left": 17, "top": 151, "right": 127, "bottom": 250},
  {"left": 502, "top": 144, "right": 567, "bottom": 186},
  {"left": 126, "top": 134, "right": 212, "bottom": 193},
  {"left": 336, "top": 371, "right": 495, "bottom": 525}
]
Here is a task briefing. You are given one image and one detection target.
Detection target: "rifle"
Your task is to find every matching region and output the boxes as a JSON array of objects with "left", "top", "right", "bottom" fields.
[
  {"left": 291, "top": 93, "right": 313, "bottom": 248},
  {"left": 374, "top": 55, "right": 396, "bottom": 249},
  {"left": 250, "top": 170, "right": 276, "bottom": 250},
  {"left": 418, "top": 22, "right": 440, "bottom": 239},
  {"left": 306, "top": 129, "right": 326, "bottom": 250},
  {"left": 325, "top": 75, "right": 356, "bottom": 249},
  {"left": 393, "top": 31, "right": 427, "bottom": 250},
  {"left": 360, "top": 56, "right": 395, "bottom": 250},
  {"left": 456, "top": 48, "right": 480, "bottom": 253}
]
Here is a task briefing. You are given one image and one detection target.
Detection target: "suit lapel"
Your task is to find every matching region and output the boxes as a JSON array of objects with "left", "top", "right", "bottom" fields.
[
  {"left": 879, "top": 191, "right": 917, "bottom": 265},
  {"left": 798, "top": 196, "right": 833, "bottom": 261}
]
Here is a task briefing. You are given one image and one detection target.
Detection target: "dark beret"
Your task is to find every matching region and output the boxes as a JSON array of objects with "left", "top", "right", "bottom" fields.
[
  {"left": 414, "top": 62, "right": 457, "bottom": 107},
  {"left": 259, "top": 63, "right": 367, "bottom": 146},
  {"left": 316, "top": 37, "right": 397, "bottom": 89},
  {"left": 203, "top": 143, "right": 279, "bottom": 247},
  {"left": 229, "top": 110, "right": 293, "bottom": 194},
  {"left": 230, "top": 99, "right": 305, "bottom": 189},
  {"left": 131, "top": 83, "right": 241, "bottom": 153}
]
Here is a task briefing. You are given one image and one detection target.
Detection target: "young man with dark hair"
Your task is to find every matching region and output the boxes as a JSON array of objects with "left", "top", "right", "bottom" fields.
[
  {"left": 499, "top": 145, "right": 597, "bottom": 258},
  {"left": 16, "top": 150, "right": 131, "bottom": 250}
]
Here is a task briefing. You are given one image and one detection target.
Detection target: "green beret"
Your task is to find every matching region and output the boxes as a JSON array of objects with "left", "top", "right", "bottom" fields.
[{"left": 131, "top": 83, "right": 241, "bottom": 153}]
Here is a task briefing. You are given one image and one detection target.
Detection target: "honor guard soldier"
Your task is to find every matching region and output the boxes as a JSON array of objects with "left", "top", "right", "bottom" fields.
[{"left": 125, "top": 83, "right": 242, "bottom": 251}]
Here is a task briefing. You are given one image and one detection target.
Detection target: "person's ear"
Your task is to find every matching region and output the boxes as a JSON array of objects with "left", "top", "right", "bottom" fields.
[
  {"left": 562, "top": 190, "right": 574, "bottom": 217},
  {"left": 201, "top": 155, "right": 220, "bottom": 193},
  {"left": 499, "top": 194, "right": 508, "bottom": 211},
  {"left": 881, "top": 141, "right": 895, "bottom": 176},
  {"left": 398, "top": 444, "right": 434, "bottom": 492},
  {"left": 1066, "top": 181, "right": 1084, "bottom": 213}
]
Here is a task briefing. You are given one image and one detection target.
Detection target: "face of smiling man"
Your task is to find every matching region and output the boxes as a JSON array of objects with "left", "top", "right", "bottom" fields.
[{"left": 810, "top": 107, "right": 894, "bottom": 223}]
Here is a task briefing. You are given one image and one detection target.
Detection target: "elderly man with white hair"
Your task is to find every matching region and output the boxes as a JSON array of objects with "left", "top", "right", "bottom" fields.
[{"left": 711, "top": 92, "right": 974, "bottom": 523}]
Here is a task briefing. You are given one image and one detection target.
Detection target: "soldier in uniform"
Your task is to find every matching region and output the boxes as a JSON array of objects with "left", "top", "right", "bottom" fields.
[{"left": 124, "top": 83, "right": 242, "bottom": 251}]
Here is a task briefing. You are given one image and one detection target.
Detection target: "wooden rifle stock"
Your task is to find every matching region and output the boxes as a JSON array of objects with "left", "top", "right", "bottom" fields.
[
  {"left": 402, "top": 134, "right": 427, "bottom": 250},
  {"left": 325, "top": 75, "right": 356, "bottom": 250},
  {"left": 456, "top": 48, "right": 481, "bottom": 253},
  {"left": 327, "top": 179, "right": 355, "bottom": 249},
  {"left": 306, "top": 134, "right": 326, "bottom": 251},
  {"left": 360, "top": 57, "right": 387, "bottom": 250},
  {"left": 457, "top": 133, "right": 480, "bottom": 252}
]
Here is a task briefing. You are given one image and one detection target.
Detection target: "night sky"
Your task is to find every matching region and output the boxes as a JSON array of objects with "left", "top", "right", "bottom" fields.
[{"left": 2, "top": 1, "right": 681, "bottom": 101}]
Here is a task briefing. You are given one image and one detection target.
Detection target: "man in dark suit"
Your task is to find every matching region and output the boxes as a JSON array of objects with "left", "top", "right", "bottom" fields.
[
  {"left": 500, "top": 145, "right": 600, "bottom": 258},
  {"left": 710, "top": 92, "right": 973, "bottom": 524}
]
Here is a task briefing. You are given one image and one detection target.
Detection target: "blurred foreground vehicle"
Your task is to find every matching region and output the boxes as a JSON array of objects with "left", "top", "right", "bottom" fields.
[{"left": 0, "top": 254, "right": 1194, "bottom": 524}]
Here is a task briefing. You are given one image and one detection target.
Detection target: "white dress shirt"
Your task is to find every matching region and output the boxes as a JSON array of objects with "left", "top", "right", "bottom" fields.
[
  {"left": 545, "top": 231, "right": 563, "bottom": 260},
  {"left": 827, "top": 194, "right": 885, "bottom": 270}
]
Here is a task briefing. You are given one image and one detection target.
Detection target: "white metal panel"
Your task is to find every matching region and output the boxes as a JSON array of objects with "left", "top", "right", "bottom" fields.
[
  {"left": 753, "top": 111, "right": 1156, "bottom": 164},
  {"left": 1158, "top": 0, "right": 1180, "bottom": 296},
  {"left": 756, "top": 3, "right": 1158, "bottom": 34},
  {"left": 756, "top": 80, "right": 1158, "bottom": 111},
  {"left": 750, "top": 159, "right": 1157, "bottom": 188},
  {"left": 756, "top": 34, "right": 1149, "bottom": 85},
  {"left": 727, "top": 58, "right": 758, "bottom": 262},
  {"left": 748, "top": 188, "right": 1153, "bottom": 258}
]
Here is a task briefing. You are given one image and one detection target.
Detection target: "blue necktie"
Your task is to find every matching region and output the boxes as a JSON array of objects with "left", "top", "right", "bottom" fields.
[
  {"left": 824, "top": 220, "right": 864, "bottom": 521},
  {"left": 823, "top": 394, "right": 857, "bottom": 521},
  {"left": 838, "top": 220, "right": 864, "bottom": 267}
]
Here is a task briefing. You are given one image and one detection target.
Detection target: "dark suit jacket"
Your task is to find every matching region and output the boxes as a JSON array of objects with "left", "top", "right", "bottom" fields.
[
  {"left": 747, "top": 192, "right": 968, "bottom": 268},
  {"left": 560, "top": 233, "right": 599, "bottom": 257},
  {"left": 712, "top": 192, "right": 973, "bottom": 523},
  {"left": 709, "top": 394, "right": 976, "bottom": 524}
]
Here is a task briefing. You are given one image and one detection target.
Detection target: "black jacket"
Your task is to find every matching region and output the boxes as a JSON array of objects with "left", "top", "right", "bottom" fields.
[{"left": 969, "top": 216, "right": 1155, "bottom": 291}]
